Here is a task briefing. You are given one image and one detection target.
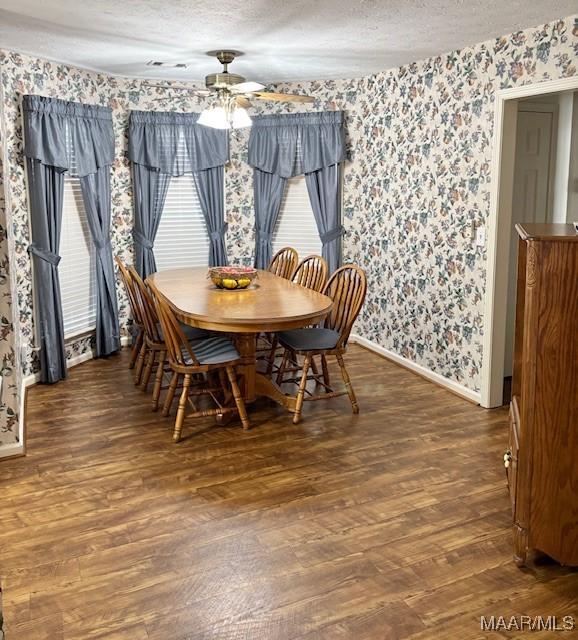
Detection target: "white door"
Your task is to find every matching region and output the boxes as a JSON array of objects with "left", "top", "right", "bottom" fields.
[{"left": 504, "top": 110, "right": 554, "bottom": 376}]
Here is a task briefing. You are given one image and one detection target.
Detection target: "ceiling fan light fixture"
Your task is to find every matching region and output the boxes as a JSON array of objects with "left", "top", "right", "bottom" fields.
[
  {"left": 197, "top": 106, "right": 231, "bottom": 130},
  {"left": 232, "top": 107, "right": 252, "bottom": 129}
]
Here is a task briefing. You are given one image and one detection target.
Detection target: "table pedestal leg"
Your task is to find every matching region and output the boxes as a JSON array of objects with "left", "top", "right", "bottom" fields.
[
  {"left": 234, "top": 333, "right": 257, "bottom": 403},
  {"left": 233, "top": 332, "right": 297, "bottom": 413}
]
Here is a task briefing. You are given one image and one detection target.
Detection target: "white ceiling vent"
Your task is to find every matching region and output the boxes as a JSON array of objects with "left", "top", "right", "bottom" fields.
[{"left": 146, "top": 61, "right": 189, "bottom": 68}]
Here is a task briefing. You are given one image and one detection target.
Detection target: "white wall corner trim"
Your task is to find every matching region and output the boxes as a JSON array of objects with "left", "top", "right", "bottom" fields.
[{"left": 349, "top": 334, "right": 481, "bottom": 404}]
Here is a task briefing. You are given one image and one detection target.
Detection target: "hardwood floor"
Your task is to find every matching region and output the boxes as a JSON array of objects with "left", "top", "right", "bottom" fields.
[{"left": 1, "top": 345, "right": 576, "bottom": 639}]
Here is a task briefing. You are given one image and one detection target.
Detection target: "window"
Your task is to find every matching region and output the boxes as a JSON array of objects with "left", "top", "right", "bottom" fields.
[
  {"left": 59, "top": 175, "right": 97, "bottom": 337},
  {"left": 154, "top": 134, "right": 210, "bottom": 270},
  {"left": 273, "top": 176, "right": 322, "bottom": 258},
  {"left": 154, "top": 175, "right": 209, "bottom": 270},
  {"left": 58, "top": 122, "right": 96, "bottom": 338}
]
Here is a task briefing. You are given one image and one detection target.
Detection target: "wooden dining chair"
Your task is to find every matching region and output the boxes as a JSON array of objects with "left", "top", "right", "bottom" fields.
[
  {"left": 115, "top": 257, "right": 145, "bottom": 382},
  {"left": 266, "top": 255, "right": 329, "bottom": 376},
  {"left": 276, "top": 264, "right": 367, "bottom": 424},
  {"left": 268, "top": 247, "right": 299, "bottom": 279},
  {"left": 129, "top": 267, "right": 208, "bottom": 411},
  {"left": 149, "top": 283, "right": 250, "bottom": 441}
]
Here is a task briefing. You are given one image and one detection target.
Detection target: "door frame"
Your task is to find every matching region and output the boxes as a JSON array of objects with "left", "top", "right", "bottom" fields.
[{"left": 481, "top": 76, "right": 578, "bottom": 408}]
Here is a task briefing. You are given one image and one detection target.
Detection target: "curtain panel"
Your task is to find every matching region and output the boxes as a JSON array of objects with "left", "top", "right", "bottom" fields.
[
  {"left": 128, "top": 110, "right": 230, "bottom": 274},
  {"left": 247, "top": 111, "right": 346, "bottom": 271},
  {"left": 23, "top": 95, "right": 119, "bottom": 383}
]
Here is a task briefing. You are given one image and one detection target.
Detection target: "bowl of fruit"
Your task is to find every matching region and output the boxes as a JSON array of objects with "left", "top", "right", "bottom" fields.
[{"left": 208, "top": 266, "right": 258, "bottom": 290}]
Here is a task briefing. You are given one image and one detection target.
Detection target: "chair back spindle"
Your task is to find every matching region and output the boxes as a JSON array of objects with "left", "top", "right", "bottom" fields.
[
  {"left": 116, "top": 257, "right": 142, "bottom": 326},
  {"left": 148, "top": 283, "right": 200, "bottom": 368},
  {"left": 291, "top": 255, "right": 328, "bottom": 292},
  {"left": 323, "top": 265, "right": 367, "bottom": 348},
  {"left": 268, "top": 247, "right": 298, "bottom": 280},
  {"left": 129, "top": 267, "right": 163, "bottom": 345}
]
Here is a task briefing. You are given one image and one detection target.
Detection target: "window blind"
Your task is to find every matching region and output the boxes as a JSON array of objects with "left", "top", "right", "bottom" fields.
[
  {"left": 59, "top": 124, "right": 97, "bottom": 338},
  {"left": 273, "top": 175, "right": 322, "bottom": 258},
  {"left": 154, "top": 136, "right": 210, "bottom": 270}
]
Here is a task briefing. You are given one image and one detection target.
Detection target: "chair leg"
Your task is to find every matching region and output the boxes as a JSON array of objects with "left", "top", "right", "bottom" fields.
[
  {"left": 226, "top": 366, "right": 250, "bottom": 430},
  {"left": 162, "top": 372, "right": 179, "bottom": 417},
  {"left": 276, "top": 349, "right": 290, "bottom": 385},
  {"left": 141, "top": 349, "right": 155, "bottom": 392},
  {"left": 173, "top": 373, "right": 191, "bottom": 442},
  {"left": 218, "top": 369, "right": 232, "bottom": 404},
  {"left": 321, "top": 355, "right": 331, "bottom": 387},
  {"left": 266, "top": 335, "right": 279, "bottom": 377},
  {"left": 130, "top": 331, "right": 143, "bottom": 369},
  {"left": 135, "top": 343, "right": 146, "bottom": 386},
  {"left": 152, "top": 350, "right": 166, "bottom": 411},
  {"left": 310, "top": 357, "right": 319, "bottom": 376},
  {"left": 293, "top": 355, "right": 311, "bottom": 425},
  {"left": 336, "top": 353, "right": 359, "bottom": 414}
]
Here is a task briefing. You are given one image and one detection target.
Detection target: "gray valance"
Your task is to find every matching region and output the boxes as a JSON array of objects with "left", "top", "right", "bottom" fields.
[
  {"left": 23, "top": 95, "right": 114, "bottom": 177},
  {"left": 248, "top": 111, "right": 345, "bottom": 178},
  {"left": 128, "top": 110, "right": 229, "bottom": 175}
]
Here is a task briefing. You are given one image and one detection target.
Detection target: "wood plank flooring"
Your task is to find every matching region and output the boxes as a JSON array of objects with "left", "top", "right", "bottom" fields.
[{"left": 1, "top": 345, "right": 577, "bottom": 639}]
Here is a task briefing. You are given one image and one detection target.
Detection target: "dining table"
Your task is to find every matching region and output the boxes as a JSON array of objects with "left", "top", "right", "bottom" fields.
[{"left": 148, "top": 267, "right": 334, "bottom": 413}]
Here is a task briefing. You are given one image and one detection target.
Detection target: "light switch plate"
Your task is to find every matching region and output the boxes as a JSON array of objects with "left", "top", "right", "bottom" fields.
[{"left": 475, "top": 226, "right": 486, "bottom": 248}]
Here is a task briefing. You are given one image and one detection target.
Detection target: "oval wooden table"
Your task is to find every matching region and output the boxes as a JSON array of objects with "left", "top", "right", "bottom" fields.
[{"left": 148, "top": 267, "right": 333, "bottom": 412}]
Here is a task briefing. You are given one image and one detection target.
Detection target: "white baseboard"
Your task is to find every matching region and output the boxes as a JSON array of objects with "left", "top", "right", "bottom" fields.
[
  {"left": 0, "top": 441, "right": 24, "bottom": 459},
  {"left": 349, "top": 334, "right": 482, "bottom": 405}
]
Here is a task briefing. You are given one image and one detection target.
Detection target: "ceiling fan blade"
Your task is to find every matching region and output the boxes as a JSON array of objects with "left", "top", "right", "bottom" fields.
[
  {"left": 251, "top": 92, "right": 315, "bottom": 103},
  {"left": 235, "top": 95, "right": 252, "bottom": 109},
  {"left": 231, "top": 81, "right": 266, "bottom": 94}
]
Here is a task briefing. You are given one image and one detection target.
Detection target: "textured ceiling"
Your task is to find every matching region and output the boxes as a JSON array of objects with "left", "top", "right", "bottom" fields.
[{"left": 0, "top": 0, "right": 575, "bottom": 82}]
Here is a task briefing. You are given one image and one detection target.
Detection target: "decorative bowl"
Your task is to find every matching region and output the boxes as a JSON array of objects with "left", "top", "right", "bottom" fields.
[{"left": 208, "top": 266, "right": 258, "bottom": 290}]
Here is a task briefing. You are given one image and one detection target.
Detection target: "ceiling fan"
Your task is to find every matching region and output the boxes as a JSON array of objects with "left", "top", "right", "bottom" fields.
[{"left": 148, "top": 50, "right": 315, "bottom": 129}]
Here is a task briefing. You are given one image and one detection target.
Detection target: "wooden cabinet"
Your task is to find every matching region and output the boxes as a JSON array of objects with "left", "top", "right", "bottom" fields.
[{"left": 507, "top": 223, "right": 578, "bottom": 567}]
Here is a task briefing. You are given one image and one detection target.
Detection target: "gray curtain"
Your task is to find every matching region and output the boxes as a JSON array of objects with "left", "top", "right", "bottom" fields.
[
  {"left": 23, "top": 95, "right": 117, "bottom": 382},
  {"left": 253, "top": 170, "right": 287, "bottom": 269},
  {"left": 248, "top": 111, "right": 346, "bottom": 270},
  {"left": 26, "top": 160, "right": 67, "bottom": 383},
  {"left": 132, "top": 165, "right": 171, "bottom": 277},
  {"left": 80, "top": 167, "right": 120, "bottom": 356},
  {"left": 305, "top": 164, "right": 344, "bottom": 274},
  {"left": 129, "top": 110, "right": 229, "bottom": 272},
  {"left": 193, "top": 166, "right": 228, "bottom": 266}
]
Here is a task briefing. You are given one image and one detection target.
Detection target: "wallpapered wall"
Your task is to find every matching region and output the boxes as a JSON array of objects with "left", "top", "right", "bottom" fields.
[{"left": 0, "top": 14, "right": 576, "bottom": 449}]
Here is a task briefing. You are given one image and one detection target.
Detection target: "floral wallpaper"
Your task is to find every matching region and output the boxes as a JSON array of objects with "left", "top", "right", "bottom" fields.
[
  {"left": 0, "top": 13, "right": 577, "bottom": 449},
  {"left": 347, "top": 17, "right": 577, "bottom": 389}
]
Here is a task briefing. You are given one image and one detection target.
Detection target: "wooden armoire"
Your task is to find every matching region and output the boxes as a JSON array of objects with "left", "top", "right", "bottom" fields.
[{"left": 506, "top": 223, "right": 578, "bottom": 567}]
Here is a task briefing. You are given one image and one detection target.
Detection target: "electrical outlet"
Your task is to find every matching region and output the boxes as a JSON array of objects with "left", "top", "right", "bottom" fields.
[{"left": 475, "top": 226, "right": 486, "bottom": 248}]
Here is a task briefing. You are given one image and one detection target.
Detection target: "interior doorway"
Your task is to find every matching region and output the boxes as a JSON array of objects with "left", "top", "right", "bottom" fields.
[
  {"left": 481, "top": 77, "right": 578, "bottom": 409},
  {"left": 503, "top": 99, "right": 558, "bottom": 392}
]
